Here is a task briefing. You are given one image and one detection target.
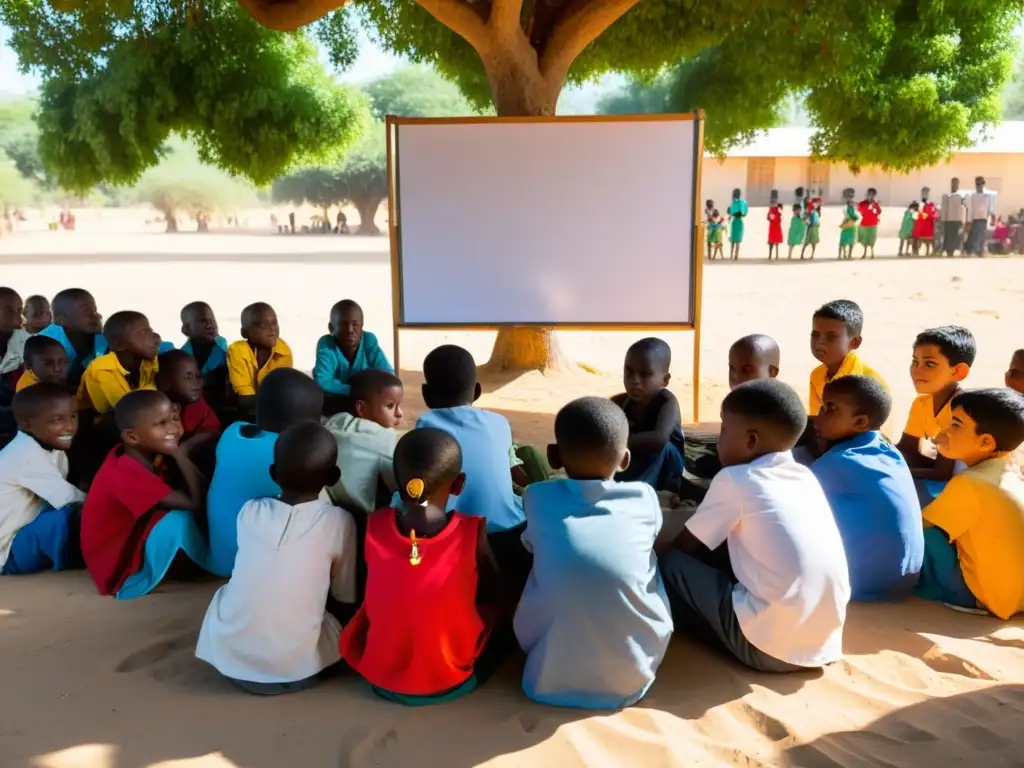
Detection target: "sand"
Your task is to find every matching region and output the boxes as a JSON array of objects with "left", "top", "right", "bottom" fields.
[{"left": 3, "top": 222, "right": 1024, "bottom": 767}]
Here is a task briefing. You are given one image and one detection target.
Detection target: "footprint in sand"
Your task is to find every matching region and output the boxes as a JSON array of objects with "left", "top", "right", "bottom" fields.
[
  {"left": 920, "top": 647, "right": 995, "bottom": 681},
  {"left": 115, "top": 633, "right": 195, "bottom": 673}
]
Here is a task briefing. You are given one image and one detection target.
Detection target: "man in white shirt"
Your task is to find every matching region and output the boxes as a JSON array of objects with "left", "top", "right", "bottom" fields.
[
  {"left": 196, "top": 423, "right": 356, "bottom": 694},
  {"left": 659, "top": 379, "right": 850, "bottom": 671},
  {"left": 939, "top": 177, "right": 968, "bottom": 257},
  {"left": 965, "top": 176, "right": 997, "bottom": 257}
]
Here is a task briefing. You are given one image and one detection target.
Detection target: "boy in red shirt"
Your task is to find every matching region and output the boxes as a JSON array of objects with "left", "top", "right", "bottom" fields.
[
  {"left": 341, "top": 427, "right": 508, "bottom": 705},
  {"left": 857, "top": 188, "right": 882, "bottom": 259},
  {"left": 81, "top": 389, "right": 209, "bottom": 598},
  {"left": 156, "top": 350, "right": 221, "bottom": 475}
]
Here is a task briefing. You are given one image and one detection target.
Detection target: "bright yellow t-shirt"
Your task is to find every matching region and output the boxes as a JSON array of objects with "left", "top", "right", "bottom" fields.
[
  {"left": 924, "top": 454, "right": 1024, "bottom": 620},
  {"left": 226, "top": 338, "right": 293, "bottom": 396},
  {"left": 808, "top": 351, "right": 888, "bottom": 415},
  {"left": 15, "top": 369, "right": 39, "bottom": 392},
  {"left": 903, "top": 393, "right": 954, "bottom": 440},
  {"left": 81, "top": 352, "right": 159, "bottom": 414}
]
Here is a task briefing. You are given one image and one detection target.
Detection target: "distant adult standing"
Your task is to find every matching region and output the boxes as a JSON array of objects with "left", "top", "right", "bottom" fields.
[
  {"left": 727, "top": 188, "right": 748, "bottom": 261},
  {"left": 939, "top": 178, "right": 968, "bottom": 257},
  {"left": 965, "top": 176, "right": 997, "bottom": 257},
  {"left": 912, "top": 187, "right": 937, "bottom": 256}
]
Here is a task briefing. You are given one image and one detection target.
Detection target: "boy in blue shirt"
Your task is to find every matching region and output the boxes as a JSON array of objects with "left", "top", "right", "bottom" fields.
[
  {"left": 206, "top": 368, "right": 323, "bottom": 576},
  {"left": 515, "top": 396, "right": 672, "bottom": 709},
  {"left": 39, "top": 288, "right": 106, "bottom": 391},
  {"left": 179, "top": 301, "right": 230, "bottom": 420},
  {"left": 812, "top": 375, "right": 923, "bottom": 601},
  {"left": 313, "top": 300, "right": 393, "bottom": 416}
]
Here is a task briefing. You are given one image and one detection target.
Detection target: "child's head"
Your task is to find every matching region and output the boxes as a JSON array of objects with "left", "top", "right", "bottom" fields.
[
  {"left": 936, "top": 388, "right": 1024, "bottom": 467},
  {"left": 393, "top": 427, "right": 465, "bottom": 509},
  {"left": 255, "top": 368, "right": 323, "bottom": 433},
  {"left": 155, "top": 350, "right": 203, "bottom": 406},
  {"left": 23, "top": 295, "right": 51, "bottom": 334},
  {"left": 728, "top": 334, "right": 780, "bottom": 390},
  {"left": 792, "top": 204, "right": 801, "bottom": 214},
  {"left": 180, "top": 301, "right": 219, "bottom": 344},
  {"left": 909, "top": 201, "right": 920, "bottom": 211},
  {"left": 1005, "top": 349, "right": 1024, "bottom": 395},
  {"left": 705, "top": 199, "right": 714, "bottom": 209},
  {"left": 866, "top": 188, "right": 877, "bottom": 200},
  {"left": 717, "top": 380, "right": 807, "bottom": 468},
  {"left": 12, "top": 382, "right": 78, "bottom": 451},
  {"left": 51, "top": 288, "right": 102, "bottom": 335},
  {"left": 842, "top": 187, "right": 855, "bottom": 202},
  {"left": 114, "top": 390, "right": 179, "bottom": 456},
  {"left": 328, "top": 299, "right": 364, "bottom": 357},
  {"left": 732, "top": 188, "right": 741, "bottom": 200},
  {"left": 350, "top": 369, "right": 404, "bottom": 429},
  {"left": 104, "top": 311, "right": 161, "bottom": 360},
  {"left": 712, "top": 209, "right": 720, "bottom": 219},
  {"left": 795, "top": 186, "right": 805, "bottom": 198},
  {"left": 422, "top": 345, "right": 479, "bottom": 409},
  {"left": 23, "top": 335, "right": 68, "bottom": 385},
  {"left": 811, "top": 300, "right": 863, "bottom": 370},
  {"left": 240, "top": 302, "right": 279, "bottom": 351},
  {"left": 623, "top": 337, "right": 671, "bottom": 403},
  {"left": 270, "top": 422, "right": 340, "bottom": 500},
  {"left": 910, "top": 326, "right": 975, "bottom": 396},
  {"left": 550, "top": 396, "right": 629, "bottom": 480},
  {"left": 0, "top": 287, "right": 23, "bottom": 335},
  {"left": 814, "top": 375, "right": 891, "bottom": 445}
]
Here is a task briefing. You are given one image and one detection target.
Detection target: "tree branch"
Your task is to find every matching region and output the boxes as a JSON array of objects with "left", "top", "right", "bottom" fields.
[
  {"left": 415, "top": 0, "right": 491, "bottom": 50},
  {"left": 489, "top": 0, "right": 525, "bottom": 37},
  {"left": 539, "top": 0, "right": 640, "bottom": 82},
  {"left": 235, "top": 0, "right": 349, "bottom": 31}
]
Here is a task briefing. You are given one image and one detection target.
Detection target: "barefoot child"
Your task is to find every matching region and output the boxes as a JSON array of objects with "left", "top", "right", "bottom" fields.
[
  {"left": 838, "top": 188, "right": 859, "bottom": 260},
  {"left": 226, "top": 302, "right": 293, "bottom": 419},
  {"left": 727, "top": 189, "right": 748, "bottom": 260},
  {"left": 786, "top": 204, "right": 806, "bottom": 259},
  {"left": 898, "top": 202, "right": 918, "bottom": 256},
  {"left": 707, "top": 211, "right": 725, "bottom": 260},
  {"left": 197, "top": 422, "right": 356, "bottom": 694},
  {"left": 767, "top": 203, "right": 784, "bottom": 260},
  {"left": 22, "top": 295, "right": 51, "bottom": 335},
  {"left": 857, "top": 188, "right": 881, "bottom": 259},
  {"left": 800, "top": 205, "right": 820, "bottom": 260},
  {"left": 515, "top": 397, "right": 672, "bottom": 708}
]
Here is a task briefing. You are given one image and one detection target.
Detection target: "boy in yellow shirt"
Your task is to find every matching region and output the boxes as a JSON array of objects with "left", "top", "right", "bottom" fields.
[
  {"left": 81, "top": 311, "right": 162, "bottom": 415},
  {"left": 916, "top": 388, "right": 1024, "bottom": 619},
  {"left": 808, "top": 300, "right": 887, "bottom": 415},
  {"left": 226, "top": 302, "right": 293, "bottom": 419}
]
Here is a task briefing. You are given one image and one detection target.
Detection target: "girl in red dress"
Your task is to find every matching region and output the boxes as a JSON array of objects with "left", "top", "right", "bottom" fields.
[
  {"left": 340, "top": 427, "right": 506, "bottom": 705},
  {"left": 767, "top": 203, "right": 784, "bottom": 260},
  {"left": 912, "top": 186, "right": 937, "bottom": 256}
]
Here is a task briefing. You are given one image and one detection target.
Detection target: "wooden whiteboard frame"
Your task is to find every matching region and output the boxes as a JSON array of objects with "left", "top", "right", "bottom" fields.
[{"left": 385, "top": 112, "right": 707, "bottom": 420}]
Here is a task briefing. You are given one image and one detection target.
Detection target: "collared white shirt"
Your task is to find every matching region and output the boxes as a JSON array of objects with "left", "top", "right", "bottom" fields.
[
  {"left": 940, "top": 191, "right": 968, "bottom": 223},
  {"left": 969, "top": 189, "right": 996, "bottom": 220},
  {"left": 196, "top": 497, "right": 356, "bottom": 683},
  {"left": 0, "top": 328, "right": 30, "bottom": 375},
  {"left": 0, "top": 432, "right": 85, "bottom": 569},
  {"left": 686, "top": 451, "right": 850, "bottom": 667}
]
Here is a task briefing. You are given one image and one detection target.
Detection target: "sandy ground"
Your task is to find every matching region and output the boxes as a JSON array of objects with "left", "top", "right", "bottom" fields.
[{"left": 2, "top": 225, "right": 1024, "bottom": 767}]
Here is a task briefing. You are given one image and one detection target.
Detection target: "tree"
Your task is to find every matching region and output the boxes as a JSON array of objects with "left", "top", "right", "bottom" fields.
[
  {"left": 364, "top": 65, "right": 478, "bottom": 120},
  {"left": 1005, "top": 53, "right": 1024, "bottom": 120},
  {"left": 272, "top": 167, "right": 346, "bottom": 226},
  {"left": 0, "top": 98, "right": 46, "bottom": 183},
  {"left": 0, "top": 0, "right": 367, "bottom": 191}
]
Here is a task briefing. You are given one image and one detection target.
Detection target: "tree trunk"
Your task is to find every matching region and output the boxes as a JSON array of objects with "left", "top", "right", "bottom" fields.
[
  {"left": 163, "top": 209, "right": 178, "bottom": 233},
  {"left": 355, "top": 196, "right": 382, "bottom": 235},
  {"left": 322, "top": 205, "right": 331, "bottom": 233}
]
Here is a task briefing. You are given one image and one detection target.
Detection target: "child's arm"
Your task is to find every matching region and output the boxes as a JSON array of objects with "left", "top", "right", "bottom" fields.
[
  {"left": 627, "top": 392, "right": 681, "bottom": 454},
  {"left": 313, "top": 337, "right": 347, "bottom": 396},
  {"left": 18, "top": 458, "right": 86, "bottom": 510},
  {"left": 158, "top": 448, "right": 206, "bottom": 513},
  {"left": 475, "top": 521, "right": 504, "bottom": 608},
  {"left": 895, "top": 433, "right": 956, "bottom": 481}
]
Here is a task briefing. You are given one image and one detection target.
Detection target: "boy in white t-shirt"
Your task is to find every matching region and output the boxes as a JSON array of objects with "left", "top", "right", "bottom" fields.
[
  {"left": 660, "top": 379, "right": 850, "bottom": 671},
  {"left": 196, "top": 421, "right": 356, "bottom": 695},
  {"left": 0, "top": 383, "right": 86, "bottom": 575}
]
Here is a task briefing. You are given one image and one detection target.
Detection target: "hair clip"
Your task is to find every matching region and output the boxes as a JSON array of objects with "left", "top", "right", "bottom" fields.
[
  {"left": 405, "top": 477, "right": 428, "bottom": 507},
  {"left": 409, "top": 530, "right": 422, "bottom": 566}
]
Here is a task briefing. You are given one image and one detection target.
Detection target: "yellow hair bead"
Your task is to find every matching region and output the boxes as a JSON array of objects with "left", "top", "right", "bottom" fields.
[
  {"left": 409, "top": 530, "right": 422, "bottom": 566},
  {"left": 406, "top": 477, "right": 425, "bottom": 502}
]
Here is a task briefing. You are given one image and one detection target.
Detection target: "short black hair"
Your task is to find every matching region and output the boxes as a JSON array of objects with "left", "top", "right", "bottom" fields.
[
  {"left": 51, "top": 288, "right": 94, "bottom": 317},
  {"left": 913, "top": 326, "right": 976, "bottom": 367},
  {"left": 241, "top": 302, "right": 274, "bottom": 328},
  {"left": 180, "top": 301, "right": 212, "bottom": 324},
  {"left": 12, "top": 382, "right": 74, "bottom": 425},
  {"left": 273, "top": 422, "right": 338, "bottom": 495},
  {"left": 393, "top": 427, "right": 463, "bottom": 504},
  {"left": 867, "top": 187, "right": 877, "bottom": 195},
  {"left": 554, "top": 397, "right": 629, "bottom": 468},
  {"left": 23, "top": 334, "right": 65, "bottom": 365},
  {"left": 951, "top": 388, "right": 1024, "bottom": 452},
  {"left": 103, "top": 310, "right": 148, "bottom": 346},
  {"left": 722, "top": 379, "right": 807, "bottom": 446},
  {"left": 823, "top": 375, "right": 892, "bottom": 430},
  {"left": 0, "top": 286, "right": 20, "bottom": 302},
  {"left": 730, "top": 333, "right": 780, "bottom": 361},
  {"left": 114, "top": 389, "right": 171, "bottom": 432},
  {"left": 155, "top": 349, "right": 195, "bottom": 384},
  {"left": 422, "top": 345, "right": 477, "bottom": 406},
  {"left": 24, "top": 294, "right": 48, "bottom": 310},
  {"left": 350, "top": 369, "right": 403, "bottom": 403},
  {"left": 330, "top": 299, "right": 362, "bottom": 322},
  {"left": 255, "top": 368, "right": 323, "bottom": 433},
  {"left": 813, "top": 299, "right": 864, "bottom": 336},
  {"left": 626, "top": 337, "right": 672, "bottom": 371}
]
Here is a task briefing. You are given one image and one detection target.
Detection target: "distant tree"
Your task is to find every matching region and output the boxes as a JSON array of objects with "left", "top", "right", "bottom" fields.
[
  {"left": 364, "top": 65, "right": 476, "bottom": 120},
  {"left": 0, "top": 97, "right": 45, "bottom": 183},
  {"left": 1005, "top": 54, "right": 1024, "bottom": 120},
  {"left": 596, "top": 74, "right": 672, "bottom": 115},
  {"left": 272, "top": 167, "right": 345, "bottom": 225},
  {"left": 0, "top": 152, "right": 37, "bottom": 229}
]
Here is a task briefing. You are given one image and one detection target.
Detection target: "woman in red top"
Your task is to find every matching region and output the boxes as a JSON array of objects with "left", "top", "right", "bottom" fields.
[
  {"left": 767, "top": 203, "right": 784, "bottom": 260},
  {"left": 340, "top": 427, "right": 506, "bottom": 705}
]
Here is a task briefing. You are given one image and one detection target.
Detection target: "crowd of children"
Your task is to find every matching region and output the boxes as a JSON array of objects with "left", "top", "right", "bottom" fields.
[{"left": 2, "top": 284, "right": 1024, "bottom": 709}]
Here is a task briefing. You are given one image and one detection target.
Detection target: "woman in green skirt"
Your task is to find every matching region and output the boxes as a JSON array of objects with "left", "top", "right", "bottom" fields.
[
  {"left": 787, "top": 203, "right": 806, "bottom": 259},
  {"left": 727, "top": 188, "right": 748, "bottom": 260},
  {"left": 838, "top": 188, "right": 859, "bottom": 259}
]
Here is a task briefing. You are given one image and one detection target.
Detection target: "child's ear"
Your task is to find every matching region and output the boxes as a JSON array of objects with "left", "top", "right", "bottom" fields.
[
  {"left": 240, "top": 326, "right": 248, "bottom": 340},
  {"left": 746, "top": 428, "right": 760, "bottom": 454},
  {"left": 121, "top": 428, "right": 139, "bottom": 447},
  {"left": 662, "top": 372, "right": 671, "bottom": 387},
  {"left": 328, "top": 322, "right": 336, "bottom": 335},
  {"left": 852, "top": 413, "right": 871, "bottom": 433},
  {"left": 472, "top": 382, "right": 482, "bottom": 403},
  {"left": 450, "top": 472, "right": 467, "bottom": 496},
  {"left": 849, "top": 334, "right": 863, "bottom": 351},
  {"left": 546, "top": 444, "right": 563, "bottom": 471},
  {"left": 769, "top": 365, "right": 780, "bottom": 379},
  {"left": 952, "top": 362, "right": 970, "bottom": 382},
  {"left": 326, "top": 465, "right": 341, "bottom": 487},
  {"left": 619, "top": 448, "right": 631, "bottom": 472},
  {"left": 180, "top": 323, "right": 188, "bottom": 337},
  {"left": 353, "top": 399, "right": 367, "bottom": 419},
  {"left": 977, "top": 432, "right": 998, "bottom": 455}
]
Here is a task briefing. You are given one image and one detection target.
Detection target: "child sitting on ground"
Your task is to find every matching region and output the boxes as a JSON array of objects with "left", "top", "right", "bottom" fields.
[
  {"left": 313, "top": 299, "right": 394, "bottom": 416},
  {"left": 728, "top": 334, "right": 780, "bottom": 390},
  {"left": 916, "top": 388, "right": 1024, "bottom": 619},
  {"left": 39, "top": 288, "right": 106, "bottom": 391},
  {"left": 895, "top": 326, "right": 975, "bottom": 505},
  {"left": 206, "top": 368, "right": 323, "bottom": 577},
  {"left": 16, "top": 336, "right": 69, "bottom": 392},
  {"left": 612, "top": 338, "right": 685, "bottom": 492},
  {"left": 81, "top": 390, "right": 209, "bottom": 599},
  {"left": 179, "top": 301, "right": 229, "bottom": 416},
  {"left": 226, "top": 302, "right": 293, "bottom": 419},
  {"left": 81, "top": 311, "right": 162, "bottom": 414},
  {"left": 515, "top": 397, "right": 672, "bottom": 709},
  {"left": 809, "top": 299, "right": 887, "bottom": 415},
  {"left": 0, "top": 383, "right": 86, "bottom": 574},
  {"left": 23, "top": 295, "right": 51, "bottom": 335},
  {"left": 1004, "top": 349, "right": 1024, "bottom": 395},
  {"left": 341, "top": 427, "right": 504, "bottom": 705},
  {"left": 660, "top": 379, "right": 850, "bottom": 672},
  {"left": 0, "top": 287, "right": 29, "bottom": 391},
  {"left": 811, "top": 376, "right": 923, "bottom": 601},
  {"left": 197, "top": 422, "right": 356, "bottom": 695},
  {"left": 155, "top": 350, "right": 221, "bottom": 475},
  {"left": 324, "top": 369, "right": 403, "bottom": 515}
]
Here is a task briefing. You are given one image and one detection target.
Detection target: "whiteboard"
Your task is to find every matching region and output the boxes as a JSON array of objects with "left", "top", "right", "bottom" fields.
[{"left": 392, "top": 116, "right": 700, "bottom": 327}]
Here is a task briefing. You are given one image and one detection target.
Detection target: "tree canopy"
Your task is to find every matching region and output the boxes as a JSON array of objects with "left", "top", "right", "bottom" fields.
[{"left": 1005, "top": 52, "right": 1024, "bottom": 120}]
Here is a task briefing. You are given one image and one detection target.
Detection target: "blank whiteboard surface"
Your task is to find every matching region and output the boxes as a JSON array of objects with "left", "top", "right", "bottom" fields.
[{"left": 394, "top": 118, "right": 697, "bottom": 326}]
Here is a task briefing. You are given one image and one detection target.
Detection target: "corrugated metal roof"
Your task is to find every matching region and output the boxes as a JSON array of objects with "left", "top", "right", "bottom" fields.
[{"left": 714, "top": 122, "right": 1024, "bottom": 158}]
